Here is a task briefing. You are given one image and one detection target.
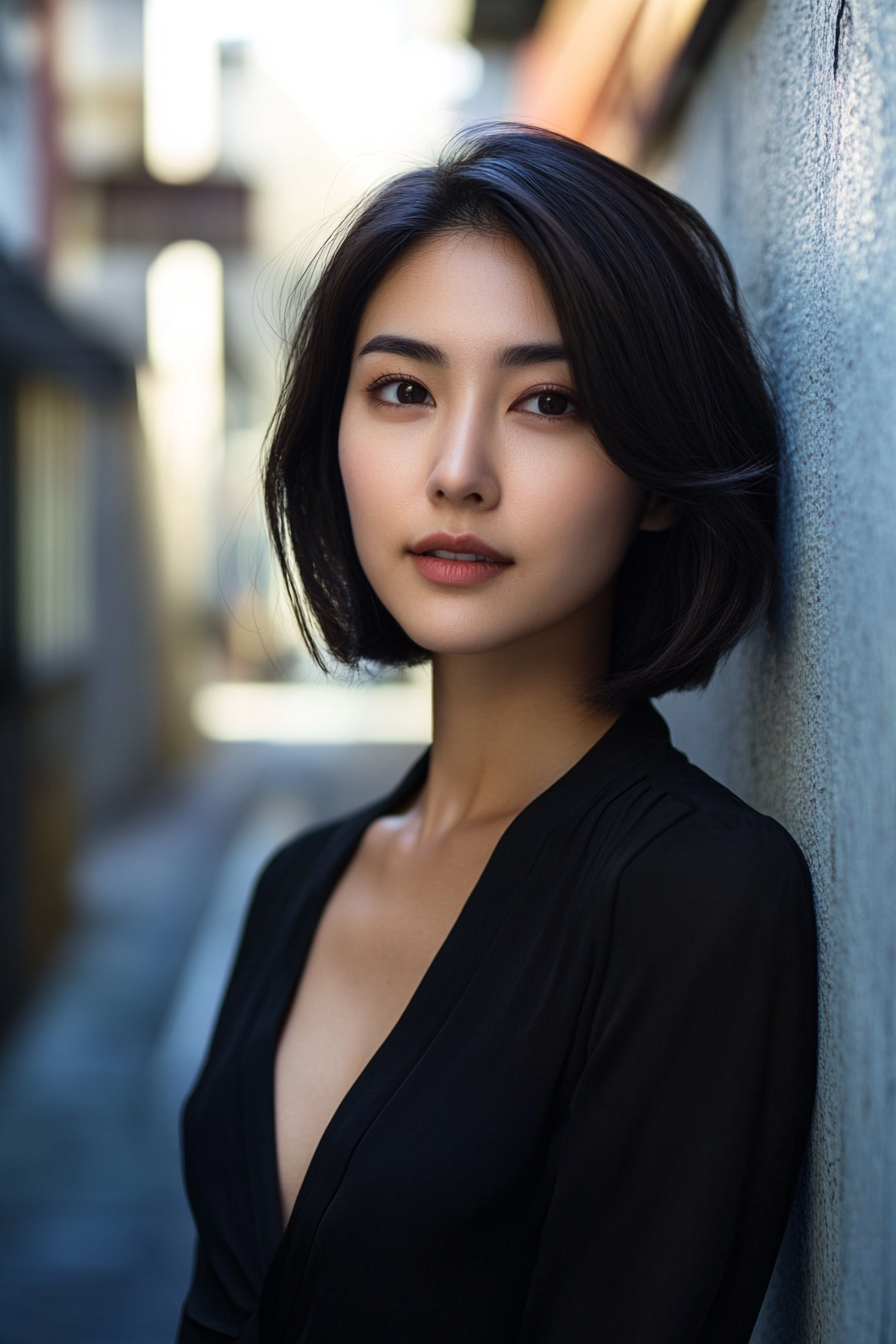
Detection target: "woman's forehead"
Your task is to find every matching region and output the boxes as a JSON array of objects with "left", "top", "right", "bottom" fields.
[{"left": 355, "top": 231, "right": 561, "bottom": 353}]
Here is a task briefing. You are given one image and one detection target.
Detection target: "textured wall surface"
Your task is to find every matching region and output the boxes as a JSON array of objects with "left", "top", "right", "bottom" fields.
[{"left": 655, "top": 1, "right": 896, "bottom": 1339}]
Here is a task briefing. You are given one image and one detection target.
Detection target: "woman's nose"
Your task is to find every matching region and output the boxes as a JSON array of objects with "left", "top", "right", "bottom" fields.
[{"left": 424, "top": 410, "right": 500, "bottom": 510}]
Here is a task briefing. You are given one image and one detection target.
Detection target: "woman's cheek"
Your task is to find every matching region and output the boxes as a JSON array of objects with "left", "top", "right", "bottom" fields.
[
  {"left": 534, "top": 474, "right": 643, "bottom": 595},
  {"left": 339, "top": 429, "right": 386, "bottom": 555},
  {"left": 339, "top": 452, "right": 409, "bottom": 620}
]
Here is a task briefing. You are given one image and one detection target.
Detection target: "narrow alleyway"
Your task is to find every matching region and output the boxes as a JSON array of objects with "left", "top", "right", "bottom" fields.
[{"left": 0, "top": 743, "right": 420, "bottom": 1344}]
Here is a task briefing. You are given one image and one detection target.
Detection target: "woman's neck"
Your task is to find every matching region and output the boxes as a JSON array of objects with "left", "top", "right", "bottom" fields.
[{"left": 419, "top": 600, "right": 619, "bottom": 839}]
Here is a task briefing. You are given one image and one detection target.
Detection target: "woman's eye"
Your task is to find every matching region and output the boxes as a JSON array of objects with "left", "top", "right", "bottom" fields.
[
  {"left": 517, "top": 390, "right": 578, "bottom": 417},
  {"left": 378, "top": 380, "right": 434, "bottom": 406}
]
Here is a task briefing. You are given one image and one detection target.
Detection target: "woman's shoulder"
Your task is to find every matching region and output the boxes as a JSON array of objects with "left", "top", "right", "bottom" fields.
[
  {"left": 649, "top": 748, "right": 809, "bottom": 880},
  {"left": 606, "top": 702, "right": 809, "bottom": 879},
  {"left": 579, "top": 703, "right": 815, "bottom": 953},
  {"left": 244, "top": 809, "right": 361, "bottom": 937},
  {"left": 609, "top": 744, "right": 815, "bottom": 962},
  {"left": 258, "top": 814, "right": 349, "bottom": 892}
]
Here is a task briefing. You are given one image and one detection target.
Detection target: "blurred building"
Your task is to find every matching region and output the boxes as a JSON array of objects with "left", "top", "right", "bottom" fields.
[
  {"left": 0, "top": 0, "right": 159, "bottom": 1022},
  {"left": 0, "top": 0, "right": 524, "bottom": 1020}
]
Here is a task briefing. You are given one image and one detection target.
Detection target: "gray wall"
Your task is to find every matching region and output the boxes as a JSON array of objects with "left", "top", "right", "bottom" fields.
[{"left": 654, "top": 1, "right": 896, "bottom": 1339}]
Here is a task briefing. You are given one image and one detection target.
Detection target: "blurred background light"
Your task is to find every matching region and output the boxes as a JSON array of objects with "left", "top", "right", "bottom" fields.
[
  {"left": 146, "top": 239, "right": 223, "bottom": 378},
  {"left": 248, "top": 0, "right": 483, "bottom": 165},
  {"left": 144, "top": 0, "right": 220, "bottom": 182},
  {"left": 143, "top": 239, "right": 224, "bottom": 611},
  {"left": 144, "top": 0, "right": 483, "bottom": 187},
  {"left": 192, "top": 678, "right": 433, "bottom": 744}
]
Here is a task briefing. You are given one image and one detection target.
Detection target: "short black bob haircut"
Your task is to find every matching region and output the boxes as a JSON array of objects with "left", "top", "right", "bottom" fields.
[{"left": 264, "top": 124, "right": 779, "bottom": 707}]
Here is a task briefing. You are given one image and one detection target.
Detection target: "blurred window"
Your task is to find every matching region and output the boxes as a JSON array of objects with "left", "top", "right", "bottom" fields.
[{"left": 16, "top": 379, "right": 93, "bottom": 682}]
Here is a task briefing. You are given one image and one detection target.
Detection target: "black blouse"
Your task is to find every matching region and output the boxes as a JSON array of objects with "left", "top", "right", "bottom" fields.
[{"left": 178, "top": 701, "right": 817, "bottom": 1344}]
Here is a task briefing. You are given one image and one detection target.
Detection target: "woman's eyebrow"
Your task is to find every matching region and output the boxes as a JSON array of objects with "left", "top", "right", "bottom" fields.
[
  {"left": 357, "top": 334, "right": 446, "bottom": 365},
  {"left": 356, "top": 335, "right": 568, "bottom": 369},
  {"left": 498, "top": 342, "right": 568, "bottom": 367}
]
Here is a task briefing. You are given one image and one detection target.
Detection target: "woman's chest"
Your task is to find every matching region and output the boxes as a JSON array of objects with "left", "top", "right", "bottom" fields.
[
  {"left": 182, "top": 774, "right": 678, "bottom": 1302},
  {"left": 273, "top": 819, "right": 507, "bottom": 1223},
  {"left": 184, "top": 816, "right": 608, "bottom": 1271}
]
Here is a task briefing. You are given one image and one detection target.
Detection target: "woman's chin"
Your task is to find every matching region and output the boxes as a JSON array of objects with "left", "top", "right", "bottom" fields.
[
  {"left": 404, "top": 634, "right": 514, "bottom": 659},
  {"left": 394, "top": 621, "right": 542, "bottom": 661}
]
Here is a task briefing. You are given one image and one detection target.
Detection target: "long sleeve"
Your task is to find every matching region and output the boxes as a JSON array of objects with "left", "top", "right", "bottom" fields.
[{"left": 517, "top": 811, "right": 817, "bottom": 1344}]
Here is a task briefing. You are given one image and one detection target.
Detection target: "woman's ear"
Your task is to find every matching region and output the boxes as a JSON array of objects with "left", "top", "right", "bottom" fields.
[{"left": 639, "top": 491, "right": 678, "bottom": 533}]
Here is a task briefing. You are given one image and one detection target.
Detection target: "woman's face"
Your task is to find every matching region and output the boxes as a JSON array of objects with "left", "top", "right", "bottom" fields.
[{"left": 339, "top": 230, "right": 660, "bottom": 660}]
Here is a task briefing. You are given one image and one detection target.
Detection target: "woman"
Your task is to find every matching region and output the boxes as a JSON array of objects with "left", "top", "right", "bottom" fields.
[{"left": 178, "top": 126, "right": 817, "bottom": 1344}]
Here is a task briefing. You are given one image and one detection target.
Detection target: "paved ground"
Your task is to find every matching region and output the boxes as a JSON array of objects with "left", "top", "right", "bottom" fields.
[{"left": 0, "top": 742, "right": 420, "bottom": 1344}]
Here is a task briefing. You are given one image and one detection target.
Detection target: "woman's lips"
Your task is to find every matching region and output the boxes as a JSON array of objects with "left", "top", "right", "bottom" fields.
[
  {"left": 410, "top": 534, "right": 511, "bottom": 587},
  {"left": 411, "top": 554, "right": 509, "bottom": 586}
]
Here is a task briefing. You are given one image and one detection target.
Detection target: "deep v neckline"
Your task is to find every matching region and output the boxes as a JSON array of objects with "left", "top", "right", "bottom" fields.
[
  {"left": 249, "top": 706, "right": 654, "bottom": 1293},
  {"left": 248, "top": 750, "right": 434, "bottom": 1256},
  {"left": 269, "top": 752, "right": 433, "bottom": 1234}
]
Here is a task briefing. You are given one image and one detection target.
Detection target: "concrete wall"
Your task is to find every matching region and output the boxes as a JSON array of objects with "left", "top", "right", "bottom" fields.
[{"left": 655, "top": 1, "right": 896, "bottom": 1339}]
